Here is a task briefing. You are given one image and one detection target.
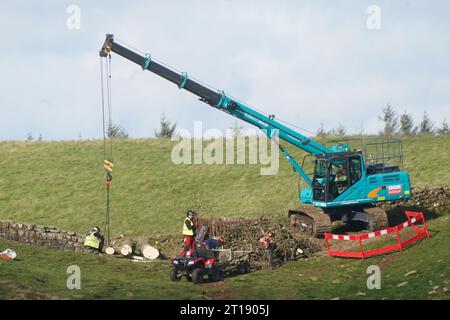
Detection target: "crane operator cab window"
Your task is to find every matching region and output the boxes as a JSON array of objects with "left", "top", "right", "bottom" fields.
[
  {"left": 349, "top": 157, "right": 362, "bottom": 185},
  {"left": 331, "top": 160, "right": 348, "bottom": 197},
  {"left": 330, "top": 156, "right": 362, "bottom": 198},
  {"left": 312, "top": 156, "right": 362, "bottom": 202},
  {"left": 312, "top": 159, "right": 328, "bottom": 201}
]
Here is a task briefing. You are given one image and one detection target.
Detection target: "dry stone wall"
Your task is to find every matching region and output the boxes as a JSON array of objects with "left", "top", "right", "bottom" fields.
[
  {"left": 0, "top": 221, "right": 90, "bottom": 253},
  {"left": 0, "top": 187, "right": 448, "bottom": 255}
]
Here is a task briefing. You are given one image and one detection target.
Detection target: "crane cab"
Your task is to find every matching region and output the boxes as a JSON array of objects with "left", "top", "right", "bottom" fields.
[
  {"left": 311, "top": 152, "right": 366, "bottom": 204},
  {"left": 302, "top": 150, "right": 412, "bottom": 208}
]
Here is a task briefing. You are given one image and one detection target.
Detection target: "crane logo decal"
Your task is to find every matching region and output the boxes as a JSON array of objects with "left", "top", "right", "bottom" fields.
[
  {"left": 387, "top": 184, "right": 402, "bottom": 195},
  {"left": 368, "top": 185, "right": 403, "bottom": 198}
]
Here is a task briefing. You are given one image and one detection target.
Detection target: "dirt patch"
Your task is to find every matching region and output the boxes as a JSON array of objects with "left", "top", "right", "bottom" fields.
[
  {"left": 377, "top": 251, "right": 401, "bottom": 269},
  {"left": 386, "top": 186, "right": 450, "bottom": 214},
  {"left": 202, "top": 284, "right": 234, "bottom": 300}
]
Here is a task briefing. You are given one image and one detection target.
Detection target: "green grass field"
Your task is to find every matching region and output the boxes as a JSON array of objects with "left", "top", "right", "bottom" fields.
[
  {"left": 0, "top": 213, "right": 448, "bottom": 300},
  {"left": 1, "top": 135, "right": 449, "bottom": 236},
  {"left": 0, "top": 135, "right": 449, "bottom": 299}
]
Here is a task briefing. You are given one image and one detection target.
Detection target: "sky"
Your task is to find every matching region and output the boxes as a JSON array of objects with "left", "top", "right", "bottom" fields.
[{"left": 1, "top": 0, "right": 449, "bottom": 140}]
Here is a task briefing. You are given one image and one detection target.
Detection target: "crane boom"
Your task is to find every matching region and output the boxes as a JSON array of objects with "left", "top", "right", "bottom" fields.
[{"left": 100, "top": 34, "right": 338, "bottom": 186}]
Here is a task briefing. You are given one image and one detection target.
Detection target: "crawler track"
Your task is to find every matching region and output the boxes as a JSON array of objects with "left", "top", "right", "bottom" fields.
[
  {"left": 288, "top": 208, "right": 331, "bottom": 238},
  {"left": 363, "top": 206, "right": 389, "bottom": 231}
]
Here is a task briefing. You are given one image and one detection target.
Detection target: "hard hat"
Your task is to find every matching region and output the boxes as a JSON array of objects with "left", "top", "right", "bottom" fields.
[{"left": 186, "top": 210, "right": 197, "bottom": 217}]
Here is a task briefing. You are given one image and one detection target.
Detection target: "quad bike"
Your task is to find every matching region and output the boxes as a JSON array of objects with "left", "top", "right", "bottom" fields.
[
  {"left": 170, "top": 246, "right": 252, "bottom": 284},
  {"left": 170, "top": 249, "right": 223, "bottom": 284}
]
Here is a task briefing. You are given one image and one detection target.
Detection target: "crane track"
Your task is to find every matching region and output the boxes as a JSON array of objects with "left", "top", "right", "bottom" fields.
[
  {"left": 289, "top": 206, "right": 388, "bottom": 238},
  {"left": 288, "top": 208, "right": 331, "bottom": 238},
  {"left": 363, "top": 206, "right": 389, "bottom": 231}
]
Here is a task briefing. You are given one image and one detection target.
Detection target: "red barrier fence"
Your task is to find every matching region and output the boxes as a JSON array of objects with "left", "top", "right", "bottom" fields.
[{"left": 324, "top": 211, "right": 430, "bottom": 259}]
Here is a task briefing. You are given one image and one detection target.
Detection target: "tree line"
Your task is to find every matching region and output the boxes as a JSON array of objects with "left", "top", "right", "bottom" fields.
[
  {"left": 378, "top": 104, "right": 449, "bottom": 136},
  {"left": 25, "top": 107, "right": 449, "bottom": 141},
  {"left": 317, "top": 104, "right": 449, "bottom": 137},
  {"left": 106, "top": 114, "right": 177, "bottom": 139}
]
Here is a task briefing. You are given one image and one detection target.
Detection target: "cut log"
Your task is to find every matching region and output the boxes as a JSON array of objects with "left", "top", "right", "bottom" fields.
[
  {"left": 143, "top": 246, "right": 159, "bottom": 260},
  {"left": 105, "top": 247, "right": 115, "bottom": 255},
  {"left": 134, "top": 238, "right": 159, "bottom": 260},
  {"left": 111, "top": 238, "right": 134, "bottom": 256},
  {"left": 119, "top": 245, "right": 132, "bottom": 256}
]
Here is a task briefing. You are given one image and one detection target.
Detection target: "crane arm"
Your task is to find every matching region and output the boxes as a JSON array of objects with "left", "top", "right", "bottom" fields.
[{"left": 100, "top": 34, "right": 335, "bottom": 185}]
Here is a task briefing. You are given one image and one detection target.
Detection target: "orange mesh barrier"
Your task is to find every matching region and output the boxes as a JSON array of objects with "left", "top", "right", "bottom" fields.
[{"left": 324, "top": 211, "right": 429, "bottom": 259}]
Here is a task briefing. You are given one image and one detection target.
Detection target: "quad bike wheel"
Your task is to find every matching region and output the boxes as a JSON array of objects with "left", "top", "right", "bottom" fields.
[
  {"left": 208, "top": 269, "right": 222, "bottom": 282},
  {"left": 192, "top": 268, "right": 203, "bottom": 284}
]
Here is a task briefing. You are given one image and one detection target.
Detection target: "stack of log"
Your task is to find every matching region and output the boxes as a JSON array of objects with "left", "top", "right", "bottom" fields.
[
  {"left": 104, "top": 235, "right": 160, "bottom": 261},
  {"left": 201, "top": 217, "right": 322, "bottom": 270},
  {"left": 409, "top": 186, "right": 450, "bottom": 210}
]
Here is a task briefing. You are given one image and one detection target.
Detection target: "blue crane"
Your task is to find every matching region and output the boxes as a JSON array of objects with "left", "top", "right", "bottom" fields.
[{"left": 100, "top": 34, "right": 412, "bottom": 236}]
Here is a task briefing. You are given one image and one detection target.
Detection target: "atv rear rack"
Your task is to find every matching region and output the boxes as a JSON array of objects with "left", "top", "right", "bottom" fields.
[{"left": 212, "top": 246, "right": 253, "bottom": 263}]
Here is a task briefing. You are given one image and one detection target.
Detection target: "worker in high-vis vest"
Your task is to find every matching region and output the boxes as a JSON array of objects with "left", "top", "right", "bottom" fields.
[
  {"left": 84, "top": 227, "right": 104, "bottom": 253},
  {"left": 182, "top": 210, "right": 197, "bottom": 255}
]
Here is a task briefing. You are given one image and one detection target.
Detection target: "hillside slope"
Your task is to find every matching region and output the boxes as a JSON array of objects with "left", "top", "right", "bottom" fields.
[
  {"left": 1, "top": 213, "right": 448, "bottom": 300},
  {"left": 0, "top": 135, "right": 449, "bottom": 236}
]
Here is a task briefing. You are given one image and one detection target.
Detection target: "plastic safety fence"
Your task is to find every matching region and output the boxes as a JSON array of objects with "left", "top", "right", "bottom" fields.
[{"left": 324, "top": 211, "right": 430, "bottom": 259}]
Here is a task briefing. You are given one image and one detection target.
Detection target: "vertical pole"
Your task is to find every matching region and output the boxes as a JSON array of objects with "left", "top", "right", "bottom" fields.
[
  {"left": 105, "top": 180, "right": 111, "bottom": 247},
  {"left": 396, "top": 227, "right": 402, "bottom": 252},
  {"left": 106, "top": 189, "right": 110, "bottom": 246},
  {"left": 325, "top": 237, "right": 330, "bottom": 254},
  {"left": 359, "top": 238, "right": 364, "bottom": 259},
  {"left": 420, "top": 213, "right": 430, "bottom": 239}
]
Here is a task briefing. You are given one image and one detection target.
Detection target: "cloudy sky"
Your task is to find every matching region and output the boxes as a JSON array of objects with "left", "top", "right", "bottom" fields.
[{"left": 1, "top": 0, "right": 449, "bottom": 140}]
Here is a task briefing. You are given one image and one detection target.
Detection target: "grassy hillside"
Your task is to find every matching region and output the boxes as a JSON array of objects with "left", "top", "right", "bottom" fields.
[
  {"left": 0, "top": 135, "right": 449, "bottom": 236},
  {"left": 1, "top": 213, "right": 448, "bottom": 300}
]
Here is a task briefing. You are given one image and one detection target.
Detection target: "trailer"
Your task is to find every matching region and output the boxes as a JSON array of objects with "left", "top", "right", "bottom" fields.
[
  {"left": 212, "top": 246, "right": 253, "bottom": 275},
  {"left": 170, "top": 245, "right": 253, "bottom": 284}
]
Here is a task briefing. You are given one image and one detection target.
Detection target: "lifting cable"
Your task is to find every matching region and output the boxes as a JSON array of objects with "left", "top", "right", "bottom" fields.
[{"left": 100, "top": 54, "right": 114, "bottom": 246}]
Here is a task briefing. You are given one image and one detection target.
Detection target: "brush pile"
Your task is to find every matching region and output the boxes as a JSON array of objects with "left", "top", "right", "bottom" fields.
[{"left": 202, "top": 217, "right": 322, "bottom": 269}]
